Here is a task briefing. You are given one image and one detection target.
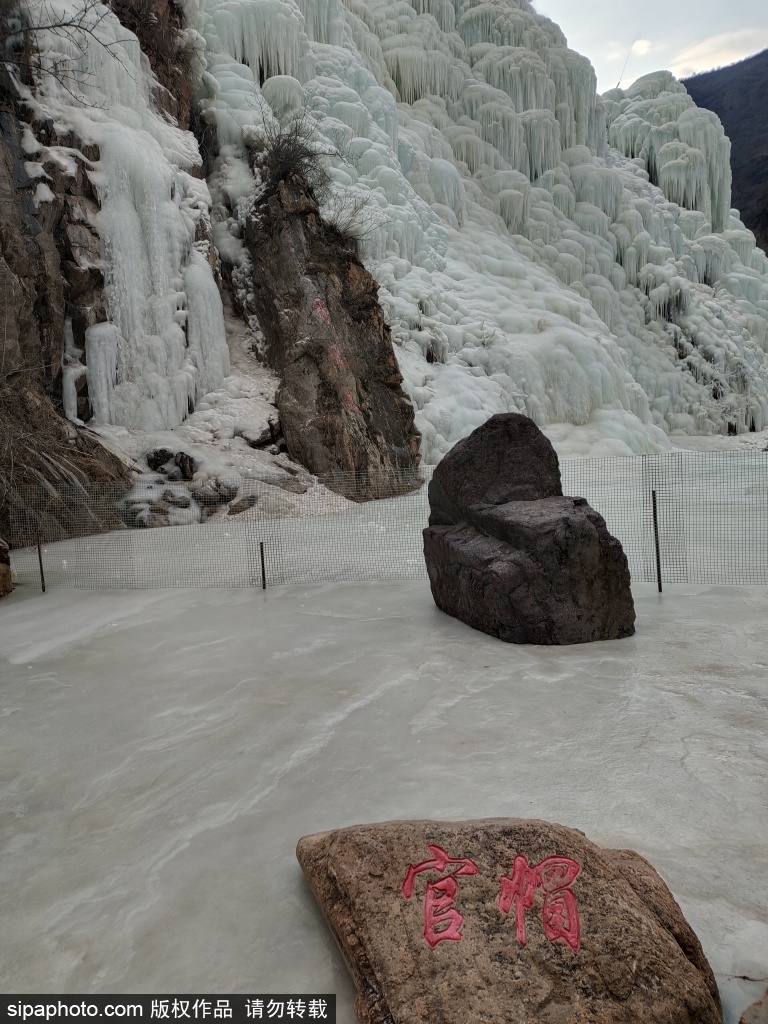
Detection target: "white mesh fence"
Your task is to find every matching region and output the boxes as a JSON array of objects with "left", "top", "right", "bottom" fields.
[{"left": 6, "top": 451, "right": 768, "bottom": 589}]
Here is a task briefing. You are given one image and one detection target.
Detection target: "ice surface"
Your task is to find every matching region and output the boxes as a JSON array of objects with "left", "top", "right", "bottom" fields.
[{"left": 0, "top": 581, "right": 766, "bottom": 1022}]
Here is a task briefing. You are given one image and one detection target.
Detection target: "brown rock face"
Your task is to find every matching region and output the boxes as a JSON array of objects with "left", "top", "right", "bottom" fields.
[
  {"left": 0, "top": 108, "right": 129, "bottom": 540},
  {"left": 0, "top": 110, "right": 105, "bottom": 407},
  {"left": 110, "top": 0, "right": 195, "bottom": 130},
  {"left": 423, "top": 413, "right": 635, "bottom": 644},
  {"left": 741, "top": 991, "right": 768, "bottom": 1024},
  {"left": 0, "top": 537, "right": 12, "bottom": 597},
  {"left": 243, "top": 172, "right": 421, "bottom": 500},
  {"left": 297, "top": 818, "right": 722, "bottom": 1024}
]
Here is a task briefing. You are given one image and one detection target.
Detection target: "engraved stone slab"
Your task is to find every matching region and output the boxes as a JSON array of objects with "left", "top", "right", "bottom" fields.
[{"left": 297, "top": 818, "right": 722, "bottom": 1024}]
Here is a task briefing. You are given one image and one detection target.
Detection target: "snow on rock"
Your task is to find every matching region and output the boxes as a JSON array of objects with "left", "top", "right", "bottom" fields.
[{"left": 91, "top": 302, "right": 321, "bottom": 524}]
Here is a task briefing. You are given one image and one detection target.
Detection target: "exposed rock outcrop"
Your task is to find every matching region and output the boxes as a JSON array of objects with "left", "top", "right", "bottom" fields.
[
  {"left": 0, "top": 537, "right": 12, "bottom": 597},
  {"left": 423, "top": 413, "right": 635, "bottom": 644},
  {"left": 0, "top": 102, "right": 129, "bottom": 543},
  {"left": 110, "top": 0, "right": 195, "bottom": 130},
  {"left": 297, "top": 818, "right": 722, "bottom": 1024},
  {"left": 243, "top": 172, "right": 421, "bottom": 500}
]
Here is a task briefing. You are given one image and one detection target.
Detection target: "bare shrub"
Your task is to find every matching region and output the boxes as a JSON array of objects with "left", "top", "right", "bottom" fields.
[
  {"left": 254, "top": 111, "right": 335, "bottom": 202},
  {"left": 253, "top": 110, "right": 381, "bottom": 243}
]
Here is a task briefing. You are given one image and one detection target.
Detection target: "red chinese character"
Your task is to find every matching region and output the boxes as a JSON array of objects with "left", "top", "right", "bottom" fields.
[
  {"left": 402, "top": 844, "right": 478, "bottom": 948},
  {"left": 499, "top": 855, "right": 581, "bottom": 952}
]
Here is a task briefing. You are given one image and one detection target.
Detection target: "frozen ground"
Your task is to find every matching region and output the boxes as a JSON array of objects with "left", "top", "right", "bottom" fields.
[{"left": 1, "top": 580, "right": 767, "bottom": 1021}]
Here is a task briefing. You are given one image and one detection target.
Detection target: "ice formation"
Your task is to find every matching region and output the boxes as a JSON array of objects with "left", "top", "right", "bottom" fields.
[
  {"left": 18, "top": 0, "right": 230, "bottom": 433},
  {"left": 18, "top": 0, "right": 768, "bottom": 463},
  {"left": 186, "top": 0, "right": 768, "bottom": 461}
]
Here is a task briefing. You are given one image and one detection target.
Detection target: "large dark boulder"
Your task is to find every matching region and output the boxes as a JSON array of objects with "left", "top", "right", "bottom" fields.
[
  {"left": 297, "top": 818, "right": 722, "bottom": 1024},
  {"left": 427, "top": 413, "right": 562, "bottom": 526},
  {"left": 423, "top": 413, "right": 635, "bottom": 644}
]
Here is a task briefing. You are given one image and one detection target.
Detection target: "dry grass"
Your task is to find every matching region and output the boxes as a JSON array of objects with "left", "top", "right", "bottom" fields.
[{"left": 0, "top": 364, "right": 131, "bottom": 545}]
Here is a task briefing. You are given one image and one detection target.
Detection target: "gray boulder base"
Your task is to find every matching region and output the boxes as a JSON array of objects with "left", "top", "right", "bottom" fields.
[
  {"left": 423, "top": 413, "right": 635, "bottom": 643},
  {"left": 297, "top": 818, "right": 722, "bottom": 1024}
]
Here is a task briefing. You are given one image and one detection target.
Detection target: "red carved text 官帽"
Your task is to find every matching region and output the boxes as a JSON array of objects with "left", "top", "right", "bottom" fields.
[{"left": 402, "top": 845, "right": 479, "bottom": 948}]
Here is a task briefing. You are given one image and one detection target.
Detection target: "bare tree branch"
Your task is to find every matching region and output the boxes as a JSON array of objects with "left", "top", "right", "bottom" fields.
[{"left": 1, "top": 0, "right": 137, "bottom": 102}]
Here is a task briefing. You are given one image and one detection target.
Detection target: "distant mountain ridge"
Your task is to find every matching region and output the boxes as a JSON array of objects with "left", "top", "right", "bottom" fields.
[{"left": 683, "top": 49, "right": 768, "bottom": 254}]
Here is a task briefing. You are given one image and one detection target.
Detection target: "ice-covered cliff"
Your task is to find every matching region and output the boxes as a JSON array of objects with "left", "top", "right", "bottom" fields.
[{"left": 7, "top": 0, "right": 768, "bottom": 472}]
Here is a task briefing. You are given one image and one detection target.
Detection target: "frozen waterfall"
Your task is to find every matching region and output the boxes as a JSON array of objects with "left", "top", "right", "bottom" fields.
[
  {"left": 19, "top": 0, "right": 768, "bottom": 461},
  {"left": 192, "top": 0, "right": 768, "bottom": 460},
  {"left": 21, "top": 0, "right": 230, "bottom": 432}
]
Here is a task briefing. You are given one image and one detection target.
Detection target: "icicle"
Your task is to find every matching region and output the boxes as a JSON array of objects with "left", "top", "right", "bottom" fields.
[
  {"left": 261, "top": 75, "right": 304, "bottom": 117},
  {"left": 472, "top": 47, "right": 556, "bottom": 114},
  {"left": 520, "top": 109, "right": 561, "bottom": 179},
  {"left": 27, "top": 0, "right": 229, "bottom": 434},
  {"left": 62, "top": 319, "right": 87, "bottom": 423},
  {"left": 381, "top": 39, "right": 470, "bottom": 104},
  {"left": 85, "top": 324, "right": 120, "bottom": 425}
]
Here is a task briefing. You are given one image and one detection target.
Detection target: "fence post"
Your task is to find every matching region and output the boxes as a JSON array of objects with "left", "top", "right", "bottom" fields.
[
  {"left": 260, "top": 541, "right": 266, "bottom": 590},
  {"left": 36, "top": 533, "right": 46, "bottom": 593},
  {"left": 651, "top": 490, "right": 662, "bottom": 593}
]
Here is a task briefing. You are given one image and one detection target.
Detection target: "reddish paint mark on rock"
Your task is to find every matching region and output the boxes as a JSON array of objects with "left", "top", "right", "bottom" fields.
[
  {"left": 313, "top": 298, "right": 332, "bottom": 326},
  {"left": 499, "top": 855, "right": 581, "bottom": 952},
  {"left": 330, "top": 343, "right": 346, "bottom": 371},
  {"left": 402, "top": 845, "right": 479, "bottom": 948},
  {"left": 343, "top": 389, "right": 360, "bottom": 413}
]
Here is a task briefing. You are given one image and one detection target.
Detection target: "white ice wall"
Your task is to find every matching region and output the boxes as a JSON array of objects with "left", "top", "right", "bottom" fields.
[
  {"left": 21, "top": 0, "right": 768, "bottom": 460},
  {"left": 190, "top": 0, "right": 768, "bottom": 460},
  {"left": 20, "top": 0, "right": 230, "bottom": 432}
]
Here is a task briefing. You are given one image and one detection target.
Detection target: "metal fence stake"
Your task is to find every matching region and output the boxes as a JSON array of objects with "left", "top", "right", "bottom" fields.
[
  {"left": 260, "top": 541, "right": 266, "bottom": 590},
  {"left": 651, "top": 490, "right": 662, "bottom": 593},
  {"left": 36, "top": 534, "right": 46, "bottom": 593}
]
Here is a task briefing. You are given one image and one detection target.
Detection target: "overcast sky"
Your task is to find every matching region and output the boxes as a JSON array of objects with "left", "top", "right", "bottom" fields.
[{"left": 533, "top": 0, "right": 768, "bottom": 92}]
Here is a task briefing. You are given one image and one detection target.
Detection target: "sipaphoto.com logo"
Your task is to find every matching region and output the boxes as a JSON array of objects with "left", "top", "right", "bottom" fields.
[{"left": 6, "top": 1002, "right": 142, "bottom": 1020}]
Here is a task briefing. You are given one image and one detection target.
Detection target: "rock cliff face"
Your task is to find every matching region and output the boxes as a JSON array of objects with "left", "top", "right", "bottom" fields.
[
  {"left": 0, "top": 0, "right": 215, "bottom": 546},
  {"left": 109, "top": 0, "right": 195, "bottom": 130},
  {"left": 0, "top": 95, "right": 129, "bottom": 543},
  {"left": 244, "top": 172, "right": 421, "bottom": 499}
]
